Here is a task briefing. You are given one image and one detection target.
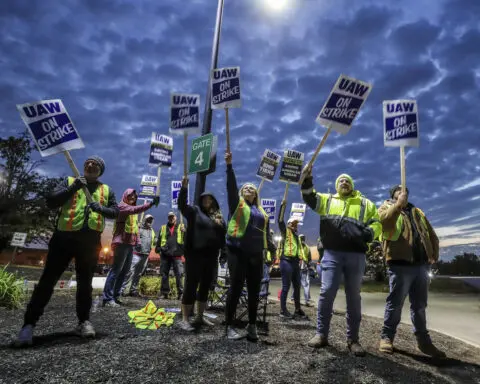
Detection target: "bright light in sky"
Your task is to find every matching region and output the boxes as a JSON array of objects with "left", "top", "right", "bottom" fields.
[{"left": 265, "top": 0, "right": 288, "bottom": 11}]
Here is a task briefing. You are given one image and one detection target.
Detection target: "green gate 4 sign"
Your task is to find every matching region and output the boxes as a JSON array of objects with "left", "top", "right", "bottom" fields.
[{"left": 189, "top": 133, "right": 215, "bottom": 174}]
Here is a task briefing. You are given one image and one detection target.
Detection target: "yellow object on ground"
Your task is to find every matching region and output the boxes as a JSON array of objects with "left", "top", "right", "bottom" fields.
[{"left": 128, "top": 300, "right": 176, "bottom": 329}]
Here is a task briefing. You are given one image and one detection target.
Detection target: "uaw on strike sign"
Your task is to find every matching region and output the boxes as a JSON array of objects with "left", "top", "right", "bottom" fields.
[
  {"left": 149, "top": 133, "right": 173, "bottom": 167},
  {"left": 256, "top": 149, "right": 281, "bottom": 182},
  {"left": 316, "top": 75, "right": 372, "bottom": 134},
  {"left": 211, "top": 67, "right": 241, "bottom": 109},
  {"left": 16, "top": 99, "right": 84, "bottom": 157},
  {"left": 383, "top": 100, "right": 419, "bottom": 147},
  {"left": 138, "top": 175, "right": 158, "bottom": 201},
  {"left": 170, "top": 93, "right": 201, "bottom": 134}
]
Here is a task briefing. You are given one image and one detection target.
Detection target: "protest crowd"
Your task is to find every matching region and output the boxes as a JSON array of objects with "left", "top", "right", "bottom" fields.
[{"left": 12, "top": 74, "right": 446, "bottom": 360}]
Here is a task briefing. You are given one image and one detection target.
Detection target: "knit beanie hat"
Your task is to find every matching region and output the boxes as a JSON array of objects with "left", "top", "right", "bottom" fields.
[
  {"left": 85, "top": 155, "right": 105, "bottom": 176},
  {"left": 389, "top": 185, "right": 409, "bottom": 199},
  {"left": 335, "top": 173, "right": 354, "bottom": 192}
]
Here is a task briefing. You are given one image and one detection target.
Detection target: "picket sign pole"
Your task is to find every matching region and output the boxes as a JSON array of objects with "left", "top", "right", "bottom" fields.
[
  {"left": 225, "top": 108, "right": 231, "bottom": 152},
  {"left": 183, "top": 133, "right": 188, "bottom": 177},
  {"left": 156, "top": 167, "right": 162, "bottom": 197},
  {"left": 139, "top": 199, "right": 146, "bottom": 224},
  {"left": 400, "top": 146, "right": 406, "bottom": 193},
  {"left": 63, "top": 151, "right": 93, "bottom": 203},
  {"left": 283, "top": 183, "right": 290, "bottom": 201},
  {"left": 257, "top": 178, "right": 265, "bottom": 195},
  {"left": 299, "top": 126, "right": 333, "bottom": 185}
]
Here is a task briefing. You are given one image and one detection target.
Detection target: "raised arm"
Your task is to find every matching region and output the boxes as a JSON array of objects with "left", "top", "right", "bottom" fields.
[
  {"left": 46, "top": 177, "right": 83, "bottom": 209},
  {"left": 178, "top": 177, "right": 195, "bottom": 221},
  {"left": 225, "top": 151, "right": 239, "bottom": 216},
  {"left": 278, "top": 200, "right": 287, "bottom": 237}
]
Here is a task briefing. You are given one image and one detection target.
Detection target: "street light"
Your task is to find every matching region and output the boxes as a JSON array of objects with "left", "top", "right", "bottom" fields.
[{"left": 103, "top": 247, "right": 109, "bottom": 254}]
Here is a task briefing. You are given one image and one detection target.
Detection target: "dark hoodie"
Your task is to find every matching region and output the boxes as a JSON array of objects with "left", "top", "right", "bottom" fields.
[
  {"left": 178, "top": 186, "right": 226, "bottom": 254},
  {"left": 111, "top": 188, "right": 154, "bottom": 247}
]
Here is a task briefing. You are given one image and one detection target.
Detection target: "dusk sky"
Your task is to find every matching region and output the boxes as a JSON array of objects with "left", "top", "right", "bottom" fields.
[{"left": 1, "top": 0, "right": 479, "bottom": 258}]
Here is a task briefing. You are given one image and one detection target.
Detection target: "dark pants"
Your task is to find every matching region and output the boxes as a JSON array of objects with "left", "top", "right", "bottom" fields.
[
  {"left": 103, "top": 244, "right": 134, "bottom": 303},
  {"left": 24, "top": 231, "right": 100, "bottom": 326},
  {"left": 381, "top": 264, "right": 431, "bottom": 343},
  {"left": 225, "top": 247, "right": 263, "bottom": 325},
  {"left": 182, "top": 249, "right": 218, "bottom": 305},
  {"left": 160, "top": 257, "right": 183, "bottom": 295},
  {"left": 280, "top": 257, "right": 301, "bottom": 313}
]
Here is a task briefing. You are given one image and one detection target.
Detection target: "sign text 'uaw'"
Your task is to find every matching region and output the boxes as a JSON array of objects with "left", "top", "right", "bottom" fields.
[
  {"left": 261, "top": 199, "right": 276, "bottom": 224},
  {"left": 290, "top": 203, "right": 306, "bottom": 225},
  {"left": 316, "top": 75, "right": 372, "bottom": 135},
  {"left": 383, "top": 100, "right": 419, "bottom": 147},
  {"left": 256, "top": 149, "right": 281, "bottom": 182},
  {"left": 279, "top": 149, "right": 304, "bottom": 184},
  {"left": 149, "top": 133, "right": 173, "bottom": 167},
  {"left": 16, "top": 99, "right": 84, "bottom": 157},
  {"left": 171, "top": 180, "right": 182, "bottom": 209},
  {"left": 211, "top": 67, "right": 241, "bottom": 109},
  {"left": 170, "top": 93, "right": 201, "bottom": 134},
  {"left": 138, "top": 174, "right": 158, "bottom": 200}
]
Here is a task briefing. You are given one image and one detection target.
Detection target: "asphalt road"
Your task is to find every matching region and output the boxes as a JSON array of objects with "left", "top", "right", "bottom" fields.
[{"left": 269, "top": 279, "right": 480, "bottom": 347}]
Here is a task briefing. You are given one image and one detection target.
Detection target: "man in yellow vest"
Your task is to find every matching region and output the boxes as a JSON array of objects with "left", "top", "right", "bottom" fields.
[
  {"left": 378, "top": 185, "right": 445, "bottom": 358},
  {"left": 15, "top": 156, "right": 118, "bottom": 347},
  {"left": 155, "top": 212, "right": 185, "bottom": 299},
  {"left": 302, "top": 170, "right": 381, "bottom": 356},
  {"left": 298, "top": 234, "right": 313, "bottom": 307}
]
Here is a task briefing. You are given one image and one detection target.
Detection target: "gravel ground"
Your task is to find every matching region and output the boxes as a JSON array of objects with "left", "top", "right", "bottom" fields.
[{"left": 0, "top": 293, "right": 479, "bottom": 384}]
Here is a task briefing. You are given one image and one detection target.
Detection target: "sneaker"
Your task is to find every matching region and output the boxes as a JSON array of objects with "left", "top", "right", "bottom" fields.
[
  {"left": 75, "top": 321, "right": 96, "bottom": 338},
  {"left": 246, "top": 324, "right": 258, "bottom": 342},
  {"left": 103, "top": 300, "right": 120, "bottom": 308},
  {"left": 226, "top": 326, "right": 245, "bottom": 340},
  {"left": 307, "top": 334, "right": 328, "bottom": 348},
  {"left": 304, "top": 301, "right": 314, "bottom": 307},
  {"left": 294, "top": 309, "right": 308, "bottom": 320},
  {"left": 379, "top": 338, "right": 394, "bottom": 354},
  {"left": 279, "top": 311, "right": 293, "bottom": 319},
  {"left": 193, "top": 315, "right": 214, "bottom": 327},
  {"left": 14, "top": 325, "right": 34, "bottom": 347},
  {"left": 417, "top": 341, "right": 446, "bottom": 358},
  {"left": 348, "top": 340, "right": 366, "bottom": 357},
  {"left": 178, "top": 320, "right": 195, "bottom": 332}
]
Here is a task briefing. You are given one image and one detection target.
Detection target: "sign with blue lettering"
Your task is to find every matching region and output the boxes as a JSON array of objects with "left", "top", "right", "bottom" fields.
[
  {"left": 279, "top": 149, "right": 304, "bottom": 184},
  {"left": 211, "top": 67, "right": 241, "bottom": 109},
  {"left": 290, "top": 203, "right": 306, "bottom": 225},
  {"left": 171, "top": 180, "right": 182, "bottom": 209},
  {"left": 261, "top": 198, "right": 276, "bottom": 224},
  {"left": 149, "top": 133, "right": 173, "bottom": 167},
  {"left": 170, "top": 93, "right": 200, "bottom": 134},
  {"left": 138, "top": 175, "right": 158, "bottom": 201},
  {"left": 256, "top": 149, "right": 281, "bottom": 182},
  {"left": 316, "top": 75, "right": 373, "bottom": 134},
  {"left": 383, "top": 100, "right": 419, "bottom": 147},
  {"left": 16, "top": 99, "right": 84, "bottom": 157}
]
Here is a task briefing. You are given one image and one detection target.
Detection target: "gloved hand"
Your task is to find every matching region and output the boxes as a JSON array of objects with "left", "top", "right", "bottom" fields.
[
  {"left": 155, "top": 246, "right": 161, "bottom": 254},
  {"left": 88, "top": 202, "right": 103, "bottom": 213},
  {"left": 72, "top": 176, "right": 87, "bottom": 190},
  {"left": 363, "top": 227, "right": 374, "bottom": 244},
  {"left": 151, "top": 196, "right": 160, "bottom": 207}
]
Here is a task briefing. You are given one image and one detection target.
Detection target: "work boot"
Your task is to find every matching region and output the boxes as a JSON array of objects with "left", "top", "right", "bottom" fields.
[
  {"left": 379, "top": 338, "right": 394, "bottom": 354},
  {"left": 347, "top": 340, "right": 366, "bottom": 357},
  {"left": 14, "top": 325, "right": 34, "bottom": 347},
  {"left": 75, "top": 321, "right": 96, "bottom": 338},
  {"left": 246, "top": 324, "right": 258, "bottom": 342},
  {"left": 417, "top": 341, "right": 446, "bottom": 358},
  {"left": 114, "top": 298, "right": 124, "bottom": 305},
  {"left": 226, "top": 326, "right": 245, "bottom": 340},
  {"left": 294, "top": 308, "right": 308, "bottom": 320},
  {"left": 279, "top": 310, "right": 293, "bottom": 319},
  {"left": 307, "top": 334, "right": 328, "bottom": 348}
]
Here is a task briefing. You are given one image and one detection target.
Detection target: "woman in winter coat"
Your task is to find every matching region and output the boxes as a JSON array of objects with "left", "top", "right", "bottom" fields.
[
  {"left": 224, "top": 151, "right": 276, "bottom": 341},
  {"left": 177, "top": 177, "right": 226, "bottom": 331},
  {"left": 102, "top": 189, "right": 159, "bottom": 306}
]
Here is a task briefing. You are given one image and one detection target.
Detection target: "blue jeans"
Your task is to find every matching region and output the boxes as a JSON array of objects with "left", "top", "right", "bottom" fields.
[
  {"left": 103, "top": 244, "right": 134, "bottom": 302},
  {"left": 317, "top": 250, "right": 366, "bottom": 342},
  {"left": 120, "top": 253, "right": 149, "bottom": 295},
  {"left": 381, "top": 264, "right": 431, "bottom": 343},
  {"left": 280, "top": 258, "right": 301, "bottom": 313},
  {"left": 290, "top": 269, "right": 311, "bottom": 303}
]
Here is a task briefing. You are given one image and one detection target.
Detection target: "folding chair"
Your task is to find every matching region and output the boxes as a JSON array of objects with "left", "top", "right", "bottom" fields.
[{"left": 207, "top": 264, "right": 230, "bottom": 310}]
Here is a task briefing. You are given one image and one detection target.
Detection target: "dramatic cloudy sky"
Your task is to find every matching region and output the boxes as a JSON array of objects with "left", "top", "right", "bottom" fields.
[{"left": 1, "top": 0, "right": 479, "bottom": 258}]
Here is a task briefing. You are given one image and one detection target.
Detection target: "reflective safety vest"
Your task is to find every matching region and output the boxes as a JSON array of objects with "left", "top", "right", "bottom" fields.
[
  {"left": 265, "top": 250, "right": 272, "bottom": 263},
  {"left": 159, "top": 224, "right": 185, "bottom": 247},
  {"left": 114, "top": 214, "right": 139, "bottom": 236},
  {"left": 283, "top": 228, "right": 299, "bottom": 258},
  {"left": 299, "top": 244, "right": 310, "bottom": 262},
  {"left": 149, "top": 228, "right": 156, "bottom": 249},
  {"left": 57, "top": 177, "right": 109, "bottom": 232},
  {"left": 227, "top": 197, "right": 268, "bottom": 249},
  {"left": 381, "top": 204, "right": 430, "bottom": 243}
]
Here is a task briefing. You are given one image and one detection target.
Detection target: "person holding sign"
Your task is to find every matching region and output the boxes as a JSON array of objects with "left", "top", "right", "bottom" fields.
[
  {"left": 224, "top": 151, "right": 276, "bottom": 341},
  {"left": 301, "top": 171, "right": 381, "bottom": 356},
  {"left": 278, "top": 200, "right": 307, "bottom": 320},
  {"left": 103, "top": 189, "right": 159, "bottom": 307},
  {"left": 377, "top": 186, "right": 445, "bottom": 358},
  {"left": 15, "top": 156, "right": 118, "bottom": 347},
  {"left": 177, "top": 177, "right": 226, "bottom": 332},
  {"left": 155, "top": 213, "right": 186, "bottom": 300}
]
